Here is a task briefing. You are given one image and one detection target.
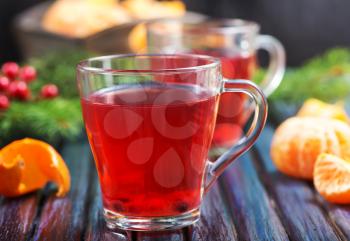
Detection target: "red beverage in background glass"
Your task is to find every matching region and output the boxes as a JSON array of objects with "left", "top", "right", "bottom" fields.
[
  {"left": 216, "top": 54, "right": 257, "bottom": 146},
  {"left": 193, "top": 50, "right": 257, "bottom": 147},
  {"left": 147, "top": 19, "right": 285, "bottom": 150},
  {"left": 81, "top": 83, "right": 219, "bottom": 217}
]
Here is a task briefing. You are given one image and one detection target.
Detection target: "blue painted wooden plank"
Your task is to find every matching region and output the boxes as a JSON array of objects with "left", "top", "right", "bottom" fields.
[
  {"left": 0, "top": 193, "right": 39, "bottom": 241},
  {"left": 188, "top": 182, "right": 238, "bottom": 241},
  {"left": 220, "top": 153, "right": 289, "bottom": 241},
  {"left": 31, "top": 142, "right": 93, "bottom": 241},
  {"left": 269, "top": 102, "right": 298, "bottom": 124},
  {"left": 136, "top": 231, "right": 185, "bottom": 241},
  {"left": 317, "top": 193, "right": 350, "bottom": 239},
  {"left": 254, "top": 124, "right": 344, "bottom": 240}
]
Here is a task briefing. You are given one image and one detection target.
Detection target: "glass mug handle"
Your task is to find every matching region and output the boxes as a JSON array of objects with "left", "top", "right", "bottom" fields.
[
  {"left": 204, "top": 79, "right": 268, "bottom": 192},
  {"left": 256, "top": 35, "right": 286, "bottom": 96}
]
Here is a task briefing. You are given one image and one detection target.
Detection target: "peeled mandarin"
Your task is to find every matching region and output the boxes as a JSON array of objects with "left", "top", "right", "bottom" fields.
[
  {"left": 297, "top": 98, "right": 349, "bottom": 123},
  {"left": 0, "top": 138, "right": 70, "bottom": 197},
  {"left": 314, "top": 153, "right": 350, "bottom": 204},
  {"left": 270, "top": 117, "right": 350, "bottom": 179}
]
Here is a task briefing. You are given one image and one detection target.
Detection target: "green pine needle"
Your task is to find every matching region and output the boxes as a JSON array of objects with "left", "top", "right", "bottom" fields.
[
  {"left": 270, "top": 47, "right": 350, "bottom": 104},
  {"left": 0, "top": 98, "right": 83, "bottom": 147},
  {"left": 29, "top": 49, "right": 92, "bottom": 98}
]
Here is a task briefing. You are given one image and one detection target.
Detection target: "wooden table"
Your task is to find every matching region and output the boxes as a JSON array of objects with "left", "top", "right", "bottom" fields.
[{"left": 1, "top": 122, "right": 350, "bottom": 241}]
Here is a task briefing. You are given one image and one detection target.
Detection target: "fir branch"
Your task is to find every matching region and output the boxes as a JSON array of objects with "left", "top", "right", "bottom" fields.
[
  {"left": 28, "top": 49, "right": 93, "bottom": 98},
  {"left": 0, "top": 98, "right": 83, "bottom": 147},
  {"left": 270, "top": 48, "right": 350, "bottom": 104}
]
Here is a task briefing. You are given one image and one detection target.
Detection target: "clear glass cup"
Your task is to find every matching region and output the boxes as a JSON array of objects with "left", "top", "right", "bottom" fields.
[
  {"left": 77, "top": 54, "right": 267, "bottom": 231},
  {"left": 147, "top": 19, "right": 284, "bottom": 149}
]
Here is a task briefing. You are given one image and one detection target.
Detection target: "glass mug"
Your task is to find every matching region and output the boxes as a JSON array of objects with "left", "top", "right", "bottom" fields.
[
  {"left": 147, "top": 19, "right": 284, "bottom": 148},
  {"left": 77, "top": 54, "right": 267, "bottom": 231}
]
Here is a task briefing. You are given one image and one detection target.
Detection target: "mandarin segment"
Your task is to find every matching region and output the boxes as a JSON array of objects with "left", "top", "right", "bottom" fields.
[
  {"left": 270, "top": 117, "right": 350, "bottom": 179},
  {"left": 0, "top": 138, "right": 70, "bottom": 197},
  {"left": 297, "top": 98, "right": 349, "bottom": 123},
  {"left": 314, "top": 153, "right": 350, "bottom": 204}
]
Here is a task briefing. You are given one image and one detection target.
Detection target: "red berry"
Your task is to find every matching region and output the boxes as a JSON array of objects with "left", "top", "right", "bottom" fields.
[
  {"left": 7, "top": 81, "right": 17, "bottom": 97},
  {"left": 16, "top": 81, "right": 30, "bottom": 100},
  {"left": 0, "top": 76, "right": 10, "bottom": 91},
  {"left": 19, "top": 66, "right": 37, "bottom": 82},
  {"left": 8, "top": 81, "right": 30, "bottom": 100},
  {"left": 0, "top": 95, "right": 10, "bottom": 110},
  {"left": 41, "top": 84, "right": 59, "bottom": 99},
  {"left": 1, "top": 62, "right": 19, "bottom": 79}
]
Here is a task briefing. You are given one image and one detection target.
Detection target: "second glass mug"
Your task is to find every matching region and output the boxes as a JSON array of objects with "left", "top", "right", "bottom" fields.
[
  {"left": 77, "top": 54, "right": 267, "bottom": 231},
  {"left": 147, "top": 19, "right": 285, "bottom": 148}
]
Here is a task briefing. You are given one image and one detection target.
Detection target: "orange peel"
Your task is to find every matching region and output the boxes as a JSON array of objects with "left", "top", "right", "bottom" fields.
[{"left": 0, "top": 138, "right": 70, "bottom": 197}]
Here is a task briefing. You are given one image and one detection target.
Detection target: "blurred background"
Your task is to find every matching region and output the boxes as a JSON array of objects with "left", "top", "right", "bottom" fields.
[{"left": 1, "top": 0, "right": 350, "bottom": 66}]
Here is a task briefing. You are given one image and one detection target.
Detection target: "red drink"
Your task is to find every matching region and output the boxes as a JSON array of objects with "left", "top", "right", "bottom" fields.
[{"left": 82, "top": 83, "right": 219, "bottom": 217}]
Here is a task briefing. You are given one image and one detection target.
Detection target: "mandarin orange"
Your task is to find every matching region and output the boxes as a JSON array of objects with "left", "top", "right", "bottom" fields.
[
  {"left": 270, "top": 117, "right": 350, "bottom": 179},
  {"left": 297, "top": 98, "right": 349, "bottom": 123},
  {"left": 0, "top": 138, "right": 70, "bottom": 197},
  {"left": 314, "top": 153, "right": 350, "bottom": 204}
]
